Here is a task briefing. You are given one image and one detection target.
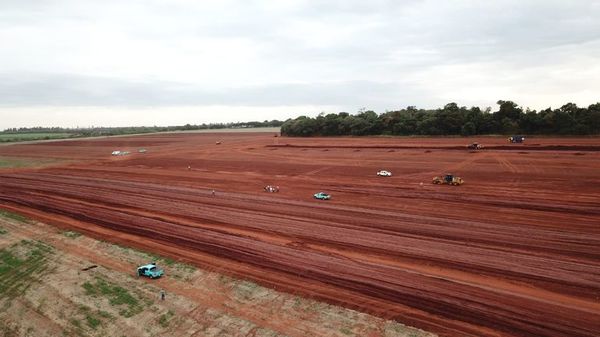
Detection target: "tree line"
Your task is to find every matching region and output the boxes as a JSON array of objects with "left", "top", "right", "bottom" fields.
[{"left": 281, "top": 101, "right": 600, "bottom": 137}]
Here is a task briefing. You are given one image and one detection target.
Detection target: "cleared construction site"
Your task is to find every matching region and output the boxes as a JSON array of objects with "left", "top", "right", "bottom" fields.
[{"left": 1, "top": 132, "right": 599, "bottom": 337}]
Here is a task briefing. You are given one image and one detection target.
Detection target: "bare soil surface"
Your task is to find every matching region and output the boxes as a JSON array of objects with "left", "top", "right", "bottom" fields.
[
  {"left": 1, "top": 133, "right": 599, "bottom": 337},
  {"left": 0, "top": 215, "right": 431, "bottom": 337}
]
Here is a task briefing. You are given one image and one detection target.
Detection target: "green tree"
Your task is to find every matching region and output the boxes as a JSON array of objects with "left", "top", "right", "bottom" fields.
[
  {"left": 519, "top": 109, "right": 543, "bottom": 134},
  {"left": 461, "top": 122, "right": 476, "bottom": 136},
  {"left": 495, "top": 100, "right": 523, "bottom": 122}
]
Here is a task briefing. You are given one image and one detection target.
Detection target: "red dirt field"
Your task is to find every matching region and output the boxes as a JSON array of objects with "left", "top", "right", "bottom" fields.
[{"left": 1, "top": 133, "right": 599, "bottom": 337}]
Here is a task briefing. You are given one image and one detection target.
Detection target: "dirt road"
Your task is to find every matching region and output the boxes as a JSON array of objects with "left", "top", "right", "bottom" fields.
[{"left": 1, "top": 133, "right": 599, "bottom": 337}]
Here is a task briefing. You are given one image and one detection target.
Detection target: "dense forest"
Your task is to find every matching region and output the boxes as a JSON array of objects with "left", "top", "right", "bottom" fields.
[{"left": 281, "top": 101, "right": 600, "bottom": 137}]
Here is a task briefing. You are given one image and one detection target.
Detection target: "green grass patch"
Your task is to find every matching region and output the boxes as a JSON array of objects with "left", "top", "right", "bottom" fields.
[
  {"left": 158, "top": 310, "right": 175, "bottom": 328},
  {"left": 0, "top": 240, "right": 53, "bottom": 299},
  {"left": 0, "top": 156, "right": 66, "bottom": 169},
  {"left": 75, "top": 305, "right": 113, "bottom": 331},
  {"left": 82, "top": 277, "right": 144, "bottom": 317},
  {"left": 97, "top": 310, "right": 113, "bottom": 319},
  {"left": 62, "top": 231, "right": 81, "bottom": 239},
  {"left": 234, "top": 280, "right": 260, "bottom": 300},
  {"left": 0, "top": 209, "right": 29, "bottom": 223},
  {"left": 0, "top": 227, "right": 7, "bottom": 235},
  {"left": 340, "top": 327, "right": 353, "bottom": 335},
  {"left": 0, "top": 133, "right": 73, "bottom": 143},
  {"left": 85, "top": 314, "right": 101, "bottom": 329},
  {"left": 70, "top": 318, "right": 82, "bottom": 329}
]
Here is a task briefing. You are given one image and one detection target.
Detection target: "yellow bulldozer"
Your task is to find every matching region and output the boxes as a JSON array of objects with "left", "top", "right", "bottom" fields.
[{"left": 432, "top": 173, "right": 464, "bottom": 186}]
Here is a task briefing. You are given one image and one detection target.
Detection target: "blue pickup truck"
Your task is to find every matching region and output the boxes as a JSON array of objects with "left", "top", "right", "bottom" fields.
[
  {"left": 313, "top": 192, "right": 331, "bottom": 200},
  {"left": 137, "top": 263, "right": 164, "bottom": 279}
]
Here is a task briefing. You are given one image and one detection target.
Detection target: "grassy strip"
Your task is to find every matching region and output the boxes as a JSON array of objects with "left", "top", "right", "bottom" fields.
[
  {"left": 62, "top": 231, "right": 82, "bottom": 239},
  {"left": 0, "top": 133, "right": 73, "bottom": 142},
  {"left": 82, "top": 277, "right": 145, "bottom": 318},
  {"left": 0, "top": 156, "right": 64, "bottom": 169},
  {"left": 0, "top": 240, "right": 53, "bottom": 300},
  {"left": 158, "top": 310, "right": 175, "bottom": 328},
  {"left": 76, "top": 305, "right": 114, "bottom": 330},
  {"left": 0, "top": 209, "right": 30, "bottom": 223}
]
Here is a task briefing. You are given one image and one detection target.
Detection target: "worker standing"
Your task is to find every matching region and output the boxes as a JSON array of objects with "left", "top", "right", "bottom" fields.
[
  {"left": 160, "top": 289, "right": 166, "bottom": 301},
  {"left": 212, "top": 189, "right": 215, "bottom": 197}
]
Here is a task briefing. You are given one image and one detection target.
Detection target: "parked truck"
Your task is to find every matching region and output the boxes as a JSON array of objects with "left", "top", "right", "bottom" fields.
[{"left": 137, "top": 262, "right": 164, "bottom": 279}]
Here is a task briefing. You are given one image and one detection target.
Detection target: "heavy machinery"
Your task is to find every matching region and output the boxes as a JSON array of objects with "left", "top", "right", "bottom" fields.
[
  {"left": 264, "top": 185, "right": 280, "bottom": 192},
  {"left": 432, "top": 173, "right": 464, "bottom": 186},
  {"left": 508, "top": 135, "right": 525, "bottom": 143},
  {"left": 467, "top": 142, "right": 483, "bottom": 150},
  {"left": 377, "top": 170, "right": 392, "bottom": 177},
  {"left": 137, "top": 262, "right": 164, "bottom": 279}
]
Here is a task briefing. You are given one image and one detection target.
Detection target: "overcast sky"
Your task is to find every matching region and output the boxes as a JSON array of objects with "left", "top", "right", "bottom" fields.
[{"left": 1, "top": 0, "right": 599, "bottom": 129}]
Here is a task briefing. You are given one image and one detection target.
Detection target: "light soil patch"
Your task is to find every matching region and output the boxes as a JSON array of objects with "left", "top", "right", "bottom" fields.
[{"left": 0, "top": 213, "right": 435, "bottom": 337}]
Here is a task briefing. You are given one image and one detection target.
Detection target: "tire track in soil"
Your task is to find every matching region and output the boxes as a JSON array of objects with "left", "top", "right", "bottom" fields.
[
  {"left": 2, "top": 134, "right": 600, "bottom": 337},
  {"left": 2, "top": 175, "right": 599, "bottom": 337},
  {"left": 0, "top": 217, "right": 332, "bottom": 337}
]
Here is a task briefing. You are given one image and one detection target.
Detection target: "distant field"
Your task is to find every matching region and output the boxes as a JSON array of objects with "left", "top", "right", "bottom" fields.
[
  {"left": 0, "top": 128, "right": 280, "bottom": 144},
  {"left": 0, "top": 156, "right": 65, "bottom": 169},
  {"left": 179, "top": 127, "right": 280, "bottom": 133},
  {"left": 0, "top": 133, "right": 73, "bottom": 142}
]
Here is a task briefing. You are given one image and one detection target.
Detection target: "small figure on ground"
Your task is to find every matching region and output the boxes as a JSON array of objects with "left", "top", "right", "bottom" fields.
[
  {"left": 160, "top": 289, "right": 166, "bottom": 301},
  {"left": 212, "top": 189, "right": 215, "bottom": 196},
  {"left": 188, "top": 165, "right": 191, "bottom": 171}
]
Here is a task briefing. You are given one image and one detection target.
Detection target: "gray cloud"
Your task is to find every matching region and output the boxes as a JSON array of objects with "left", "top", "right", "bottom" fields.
[
  {"left": 0, "top": 73, "right": 420, "bottom": 111},
  {"left": 0, "top": 0, "right": 599, "bottom": 128}
]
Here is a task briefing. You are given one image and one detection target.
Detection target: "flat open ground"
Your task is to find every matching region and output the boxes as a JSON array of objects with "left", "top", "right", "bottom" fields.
[
  {"left": 1, "top": 132, "right": 599, "bottom": 337},
  {"left": 0, "top": 214, "right": 427, "bottom": 337}
]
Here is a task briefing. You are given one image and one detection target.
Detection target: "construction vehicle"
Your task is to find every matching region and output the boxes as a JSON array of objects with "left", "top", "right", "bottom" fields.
[
  {"left": 508, "top": 135, "right": 525, "bottom": 143},
  {"left": 313, "top": 192, "right": 331, "bottom": 200},
  {"left": 432, "top": 173, "right": 464, "bottom": 186},
  {"left": 467, "top": 142, "right": 483, "bottom": 150},
  {"left": 137, "top": 262, "right": 164, "bottom": 279},
  {"left": 264, "top": 185, "right": 280, "bottom": 192},
  {"left": 377, "top": 170, "right": 392, "bottom": 177}
]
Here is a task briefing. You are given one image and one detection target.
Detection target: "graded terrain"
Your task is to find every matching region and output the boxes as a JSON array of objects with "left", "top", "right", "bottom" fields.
[
  {"left": 1, "top": 132, "right": 599, "bottom": 337},
  {"left": 0, "top": 213, "right": 426, "bottom": 337}
]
